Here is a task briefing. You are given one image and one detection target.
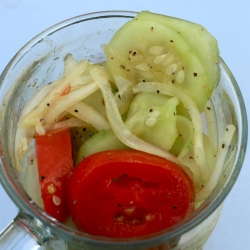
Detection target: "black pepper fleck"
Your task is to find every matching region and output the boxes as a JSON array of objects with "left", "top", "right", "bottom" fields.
[
  {"left": 193, "top": 72, "right": 198, "bottom": 77},
  {"left": 74, "top": 109, "right": 78, "bottom": 113},
  {"left": 156, "top": 90, "right": 160, "bottom": 93}
]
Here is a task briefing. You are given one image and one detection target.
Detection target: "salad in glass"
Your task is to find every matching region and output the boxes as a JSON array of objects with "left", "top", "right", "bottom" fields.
[{"left": 15, "top": 11, "right": 236, "bottom": 239}]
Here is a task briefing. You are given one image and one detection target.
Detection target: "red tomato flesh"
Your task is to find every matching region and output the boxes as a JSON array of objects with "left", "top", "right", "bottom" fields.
[
  {"left": 36, "top": 129, "right": 73, "bottom": 222},
  {"left": 67, "top": 150, "right": 194, "bottom": 238}
]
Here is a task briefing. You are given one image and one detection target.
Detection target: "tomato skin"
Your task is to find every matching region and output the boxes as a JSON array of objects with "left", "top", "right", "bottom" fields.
[
  {"left": 36, "top": 129, "right": 73, "bottom": 222},
  {"left": 67, "top": 150, "right": 194, "bottom": 238}
]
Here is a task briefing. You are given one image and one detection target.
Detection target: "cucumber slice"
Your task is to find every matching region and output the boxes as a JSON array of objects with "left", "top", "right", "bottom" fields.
[
  {"left": 76, "top": 129, "right": 128, "bottom": 165},
  {"left": 70, "top": 126, "right": 98, "bottom": 165},
  {"left": 125, "top": 92, "right": 179, "bottom": 151},
  {"left": 136, "top": 11, "right": 220, "bottom": 96},
  {"left": 105, "top": 12, "right": 220, "bottom": 111}
]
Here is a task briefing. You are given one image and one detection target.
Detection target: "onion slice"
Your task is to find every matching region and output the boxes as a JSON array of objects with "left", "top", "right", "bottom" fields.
[
  {"left": 45, "top": 82, "right": 99, "bottom": 124},
  {"left": 90, "top": 67, "right": 179, "bottom": 165},
  {"left": 19, "top": 60, "right": 89, "bottom": 127},
  {"left": 67, "top": 102, "right": 110, "bottom": 131},
  {"left": 35, "top": 118, "right": 88, "bottom": 135},
  {"left": 195, "top": 124, "right": 236, "bottom": 201}
]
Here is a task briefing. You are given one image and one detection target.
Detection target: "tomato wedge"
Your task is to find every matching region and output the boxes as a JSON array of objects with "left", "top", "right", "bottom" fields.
[
  {"left": 36, "top": 129, "right": 73, "bottom": 222},
  {"left": 67, "top": 150, "right": 194, "bottom": 238}
]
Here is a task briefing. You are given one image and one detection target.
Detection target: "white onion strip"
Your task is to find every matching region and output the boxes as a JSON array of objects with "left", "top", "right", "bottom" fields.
[
  {"left": 15, "top": 81, "right": 57, "bottom": 167},
  {"left": 195, "top": 124, "right": 236, "bottom": 201},
  {"left": 133, "top": 81, "right": 211, "bottom": 181},
  {"left": 204, "top": 100, "right": 218, "bottom": 151},
  {"left": 19, "top": 60, "right": 89, "bottom": 127},
  {"left": 176, "top": 115, "right": 194, "bottom": 159},
  {"left": 67, "top": 102, "right": 110, "bottom": 131},
  {"left": 36, "top": 118, "right": 88, "bottom": 135},
  {"left": 20, "top": 81, "right": 58, "bottom": 119},
  {"left": 45, "top": 82, "right": 99, "bottom": 124},
  {"left": 90, "top": 67, "right": 179, "bottom": 165},
  {"left": 178, "top": 155, "right": 201, "bottom": 186},
  {"left": 113, "top": 75, "right": 134, "bottom": 115}
]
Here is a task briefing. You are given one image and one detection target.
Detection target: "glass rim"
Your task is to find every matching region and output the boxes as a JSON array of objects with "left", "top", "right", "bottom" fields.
[{"left": 0, "top": 10, "right": 248, "bottom": 245}]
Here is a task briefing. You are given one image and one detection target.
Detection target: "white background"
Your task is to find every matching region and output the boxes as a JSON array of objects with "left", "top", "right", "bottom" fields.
[{"left": 0, "top": 0, "right": 250, "bottom": 249}]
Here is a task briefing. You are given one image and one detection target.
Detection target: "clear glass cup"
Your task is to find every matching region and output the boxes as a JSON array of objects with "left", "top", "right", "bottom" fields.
[{"left": 0, "top": 11, "right": 247, "bottom": 250}]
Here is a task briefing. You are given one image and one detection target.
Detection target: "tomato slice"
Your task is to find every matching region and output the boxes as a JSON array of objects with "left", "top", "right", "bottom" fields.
[
  {"left": 36, "top": 129, "right": 73, "bottom": 222},
  {"left": 67, "top": 150, "right": 194, "bottom": 238}
]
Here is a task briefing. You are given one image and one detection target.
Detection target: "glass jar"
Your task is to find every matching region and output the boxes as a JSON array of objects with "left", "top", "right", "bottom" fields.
[{"left": 0, "top": 11, "right": 247, "bottom": 250}]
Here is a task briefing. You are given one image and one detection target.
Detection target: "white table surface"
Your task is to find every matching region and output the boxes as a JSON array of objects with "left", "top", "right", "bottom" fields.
[{"left": 0, "top": 1, "right": 249, "bottom": 249}]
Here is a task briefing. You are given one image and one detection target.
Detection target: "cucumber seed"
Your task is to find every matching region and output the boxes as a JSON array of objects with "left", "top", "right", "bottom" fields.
[
  {"left": 148, "top": 46, "right": 164, "bottom": 56},
  {"left": 129, "top": 50, "right": 144, "bottom": 62},
  {"left": 165, "top": 64, "right": 178, "bottom": 75},
  {"left": 154, "top": 53, "right": 168, "bottom": 64},
  {"left": 145, "top": 117, "right": 157, "bottom": 126},
  {"left": 176, "top": 70, "right": 185, "bottom": 83},
  {"left": 136, "top": 63, "right": 150, "bottom": 71},
  {"left": 162, "top": 52, "right": 175, "bottom": 67}
]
